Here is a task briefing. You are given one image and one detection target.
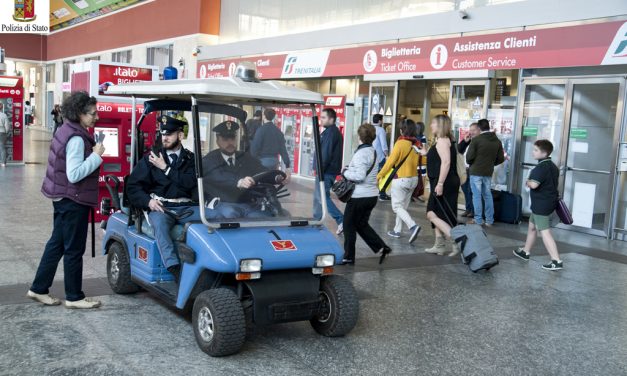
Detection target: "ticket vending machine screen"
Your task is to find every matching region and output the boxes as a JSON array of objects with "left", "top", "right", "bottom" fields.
[{"left": 94, "top": 127, "right": 119, "bottom": 158}]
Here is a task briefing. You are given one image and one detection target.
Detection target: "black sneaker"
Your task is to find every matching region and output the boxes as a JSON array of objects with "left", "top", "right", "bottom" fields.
[
  {"left": 379, "top": 193, "right": 391, "bottom": 201},
  {"left": 513, "top": 248, "right": 530, "bottom": 261},
  {"left": 542, "top": 260, "right": 563, "bottom": 271}
]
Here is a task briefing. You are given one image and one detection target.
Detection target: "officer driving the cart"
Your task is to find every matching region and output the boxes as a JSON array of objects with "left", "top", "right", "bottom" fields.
[
  {"left": 202, "top": 120, "right": 285, "bottom": 218},
  {"left": 127, "top": 115, "right": 227, "bottom": 283}
]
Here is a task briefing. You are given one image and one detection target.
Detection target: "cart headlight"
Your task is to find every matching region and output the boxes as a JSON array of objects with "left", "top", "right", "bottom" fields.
[
  {"left": 240, "top": 259, "right": 262, "bottom": 272},
  {"left": 315, "top": 254, "right": 335, "bottom": 268}
]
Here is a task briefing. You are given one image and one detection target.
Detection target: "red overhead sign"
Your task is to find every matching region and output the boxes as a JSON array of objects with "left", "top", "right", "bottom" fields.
[
  {"left": 197, "top": 20, "right": 627, "bottom": 79},
  {"left": 98, "top": 64, "right": 154, "bottom": 94}
]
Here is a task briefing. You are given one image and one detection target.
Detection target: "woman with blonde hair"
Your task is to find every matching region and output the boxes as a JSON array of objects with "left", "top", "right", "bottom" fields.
[{"left": 419, "top": 114, "right": 461, "bottom": 256}]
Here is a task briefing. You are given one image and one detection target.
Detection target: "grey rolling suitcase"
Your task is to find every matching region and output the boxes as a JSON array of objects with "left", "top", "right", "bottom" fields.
[
  {"left": 450, "top": 224, "right": 499, "bottom": 272},
  {"left": 435, "top": 197, "right": 499, "bottom": 273}
]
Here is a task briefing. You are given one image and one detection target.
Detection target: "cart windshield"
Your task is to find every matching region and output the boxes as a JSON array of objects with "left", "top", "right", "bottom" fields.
[{"left": 173, "top": 102, "right": 322, "bottom": 225}]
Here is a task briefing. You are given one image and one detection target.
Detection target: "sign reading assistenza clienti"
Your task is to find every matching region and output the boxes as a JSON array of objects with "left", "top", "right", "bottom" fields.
[
  {"left": 197, "top": 20, "right": 627, "bottom": 79},
  {"left": 0, "top": 0, "right": 49, "bottom": 33}
]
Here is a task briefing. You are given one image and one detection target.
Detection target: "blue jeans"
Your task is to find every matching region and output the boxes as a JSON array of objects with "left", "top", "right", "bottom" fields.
[
  {"left": 259, "top": 156, "right": 279, "bottom": 170},
  {"left": 313, "top": 174, "right": 343, "bottom": 225},
  {"left": 149, "top": 205, "right": 227, "bottom": 268},
  {"left": 31, "top": 199, "right": 90, "bottom": 302},
  {"left": 219, "top": 202, "right": 273, "bottom": 218},
  {"left": 461, "top": 175, "right": 474, "bottom": 213},
  {"left": 470, "top": 175, "right": 494, "bottom": 225}
]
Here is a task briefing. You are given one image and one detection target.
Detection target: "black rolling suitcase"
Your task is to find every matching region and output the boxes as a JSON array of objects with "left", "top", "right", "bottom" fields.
[
  {"left": 492, "top": 190, "right": 522, "bottom": 224},
  {"left": 435, "top": 197, "right": 499, "bottom": 273}
]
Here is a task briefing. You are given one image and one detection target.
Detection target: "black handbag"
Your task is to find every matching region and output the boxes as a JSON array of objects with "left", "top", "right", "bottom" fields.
[{"left": 332, "top": 149, "right": 377, "bottom": 203}]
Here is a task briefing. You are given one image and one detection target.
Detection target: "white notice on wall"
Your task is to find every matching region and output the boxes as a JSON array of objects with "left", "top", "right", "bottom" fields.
[
  {"left": 571, "top": 141, "right": 589, "bottom": 154},
  {"left": 572, "top": 182, "right": 595, "bottom": 228}
]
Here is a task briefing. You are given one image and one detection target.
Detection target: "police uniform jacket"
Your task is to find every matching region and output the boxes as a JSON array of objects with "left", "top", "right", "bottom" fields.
[
  {"left": 202, "top": 150, "right": 266, "bottom": 203},
  {"left": 127, "top": 147, "right": 196, "bottom": 210}
]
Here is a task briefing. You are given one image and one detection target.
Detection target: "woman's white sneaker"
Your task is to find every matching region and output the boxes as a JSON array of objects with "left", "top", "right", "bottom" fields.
[
  {"left": 65, "top": 298, "right": 102, "bottom": 309},
  {"left": 26, "top": 290, "right": 61, "bottom": 306}
]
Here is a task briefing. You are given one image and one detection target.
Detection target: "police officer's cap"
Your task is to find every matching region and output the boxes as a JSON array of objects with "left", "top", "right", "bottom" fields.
[
  {"left": 213, "top": 120, "right": 240, "bottom": 138},
  {"left": 159, "top": 115, "right": 186, "bottom": 135}
]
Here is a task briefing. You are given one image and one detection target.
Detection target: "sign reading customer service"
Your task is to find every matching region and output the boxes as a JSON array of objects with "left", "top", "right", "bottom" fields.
[
  {"left": 197, "top": 20, "right": 627, "bottom": 79},
  {"left": 0, "top": 0, "right": 49, "bottom": 33}
]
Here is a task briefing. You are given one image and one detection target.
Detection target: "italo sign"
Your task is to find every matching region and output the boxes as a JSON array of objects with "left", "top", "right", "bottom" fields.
[
  {"left": 98, "top": 64, "right": 154, "bottom": 94},
  {"left": 197, "top": 20, "right": 627, "bottom": 79},
  {"left": 0, "top": 0, "right": 49, "bottom": 33}
]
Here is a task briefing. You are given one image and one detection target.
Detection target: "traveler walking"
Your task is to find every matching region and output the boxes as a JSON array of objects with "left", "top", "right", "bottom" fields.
[
  {"left": 51, "top": 104, "right": 63, "bottom": 135},
  {"left": 0, "top": 103, "right": 10, "bottom": 167},
  {"left": 420, "top": 115, "right": 461, "bottom": 256},
  {"left": 313, "top": 108, "right": 344, "bottom": 234},
  {"left": 378, "top": 119, "right": 421, "bottom": 244},
  {"left": 28, "top": 91, "right": 105, "bottom": 309},
  {"left": 250, "top": 108, "right": 292, "bottom": 180},
  {"left": 457, "top": 122, "right": 480, "bottom": 218},
  {"left": 341, "top": 123, "right": 392, "bottom": 265},
  {"left": 372, "top": 114, "right": 390, "bottom": 201},
  {"left": 245, "top": 109, "right": 262, "bottom": 141},
  {"left": 24, "top": 100, "right": 33, "bottom": 125},
  {"left": 513, "top": 140, "right": 563, "bottom": 271},
  {"left": 465, "top": 118, "right": 505, "bottom": 226},
  {"left": 413, "top": 121, "right": 428, "bottom": 202}
]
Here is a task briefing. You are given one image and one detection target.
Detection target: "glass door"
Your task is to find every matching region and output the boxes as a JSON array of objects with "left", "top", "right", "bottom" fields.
[
  {"left": 560, "top": 79, "right": 624, "bottom": 235},
  {"left": 516, "top": 78, "right": 625, "bottom": 237},
  {"left": 368, "top": 82, "right": 398, "bottom": 148},
  {"left": 516, "top": 80, "right": 567, "bottom": 214},
  {"left": 449, "top": 80, "right": 490, "bottom": 139}
]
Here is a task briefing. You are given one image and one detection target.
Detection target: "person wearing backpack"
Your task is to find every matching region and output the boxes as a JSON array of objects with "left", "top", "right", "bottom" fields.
[
  {"left": 341, "top": 123, "right": 391, "bottom": 265},
  {"left": 377, "top": 119, "right": 422, "bottom": 244}
]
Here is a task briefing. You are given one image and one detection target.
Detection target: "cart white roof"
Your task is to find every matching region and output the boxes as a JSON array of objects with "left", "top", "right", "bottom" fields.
[{"left": 105, "top": 77, "right": 324, "bottom": 105}]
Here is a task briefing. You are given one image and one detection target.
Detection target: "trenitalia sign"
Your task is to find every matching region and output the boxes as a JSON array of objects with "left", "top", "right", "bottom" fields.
[{"left": 197, "top": 20, "right": 627, "bottom": 79}]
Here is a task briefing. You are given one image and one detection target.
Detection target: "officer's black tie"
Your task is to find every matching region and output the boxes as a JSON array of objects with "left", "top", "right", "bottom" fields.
[
  {"left": 227, "top": 157, "right": 234, "bottom": 167},
  {"left": 169, "top": 153, "right": 178, "bottom": 167}
]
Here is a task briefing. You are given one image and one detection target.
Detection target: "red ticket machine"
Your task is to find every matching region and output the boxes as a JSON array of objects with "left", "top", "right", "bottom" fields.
[
  {"left": 70, "top": 62, "right": 160, "bottom": 222},
  {"left": 0, "top": 76, "right": 24, "bottom": 164}
]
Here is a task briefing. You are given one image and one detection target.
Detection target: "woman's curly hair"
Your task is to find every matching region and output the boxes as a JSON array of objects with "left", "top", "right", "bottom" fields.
[{"left": 61, "top": 91, "right": 97, "bottom": 123}]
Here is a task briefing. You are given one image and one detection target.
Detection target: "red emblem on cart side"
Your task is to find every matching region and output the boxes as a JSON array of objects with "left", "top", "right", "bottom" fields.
[
  {"left": 270, "top": 240, "right": 297, "bottom": 251},
  {"left": 138, "top": 247, "right": 148, "bottom": 263}
]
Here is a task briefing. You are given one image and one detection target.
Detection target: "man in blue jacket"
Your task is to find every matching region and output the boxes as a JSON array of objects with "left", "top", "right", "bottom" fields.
[{"left": 313, "top": 108, "right": 344, "bottom": 234}]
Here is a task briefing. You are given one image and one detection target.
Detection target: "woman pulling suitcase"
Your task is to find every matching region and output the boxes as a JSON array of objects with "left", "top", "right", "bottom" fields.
[{"left": 419, "top": 114, "right": 461, "bottom": 256}]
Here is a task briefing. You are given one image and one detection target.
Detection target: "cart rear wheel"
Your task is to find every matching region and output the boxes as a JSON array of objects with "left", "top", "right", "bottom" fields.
[
  {"left": 192, "top": 288, "right": 246, "bottom": 357},
  {"left": 310, "top": 275, "right": 359, "bottom": 337},
  {"left": 107, "top": 242, "right": 139, "bottom": 294}
]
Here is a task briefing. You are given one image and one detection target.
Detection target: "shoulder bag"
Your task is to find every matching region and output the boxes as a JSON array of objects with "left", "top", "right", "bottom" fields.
[{"left": 332, "top": 149, "right": 377, "bottom": 203}]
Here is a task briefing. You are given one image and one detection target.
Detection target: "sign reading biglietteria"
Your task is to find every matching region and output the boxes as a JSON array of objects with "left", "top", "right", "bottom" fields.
[{"left": 197, "top": 20, "right": 627, "bottom": 79}]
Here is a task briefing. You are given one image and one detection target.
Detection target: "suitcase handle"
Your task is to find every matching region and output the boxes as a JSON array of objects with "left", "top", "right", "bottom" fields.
[{"left": 433, "top": 194, "right": 458, "bottom": 228}]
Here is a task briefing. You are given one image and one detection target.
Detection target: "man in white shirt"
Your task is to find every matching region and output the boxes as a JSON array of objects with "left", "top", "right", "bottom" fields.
[
  {"left": 372, "top": 114, "right": 390, "bottom": 201},
  {"left": 0, "top": 103, "right": 10, "bottom": 166}
]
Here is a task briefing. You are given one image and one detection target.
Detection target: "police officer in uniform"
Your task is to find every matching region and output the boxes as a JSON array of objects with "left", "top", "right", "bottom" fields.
[
  {"left": 202, "top": 120, "right": 279, "bottom": 218},
  {"left": 127, "top": 115, "right": 223, "bottom": 283}
]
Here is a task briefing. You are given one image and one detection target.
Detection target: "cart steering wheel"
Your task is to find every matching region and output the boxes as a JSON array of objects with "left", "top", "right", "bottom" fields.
[{"left": 247, "top": 170, "right": 289, "bottom": 216}]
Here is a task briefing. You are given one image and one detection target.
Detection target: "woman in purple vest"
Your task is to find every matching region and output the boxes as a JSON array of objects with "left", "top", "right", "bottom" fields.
[{"left": 27, "top": 91, "right": 105, "bottom": 309}]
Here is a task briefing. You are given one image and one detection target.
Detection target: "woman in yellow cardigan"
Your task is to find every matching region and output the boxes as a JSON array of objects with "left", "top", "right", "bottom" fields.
[{"left": 377, "top": 119, "right": 422, "bottom": 244}]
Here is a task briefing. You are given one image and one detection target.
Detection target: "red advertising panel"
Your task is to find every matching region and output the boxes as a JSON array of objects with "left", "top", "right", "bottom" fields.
[
  {"left": 89, "top": 102, "right": 157, "bottom": 221},
  {"left": 98, "top": 64, "right": 155, "bottom": 94},
  {"left": 0, "top": 76, "right": 24, "bottom": 163},
  {"left": 197, "top": 20, "right": 627, "bottom": 79}
]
